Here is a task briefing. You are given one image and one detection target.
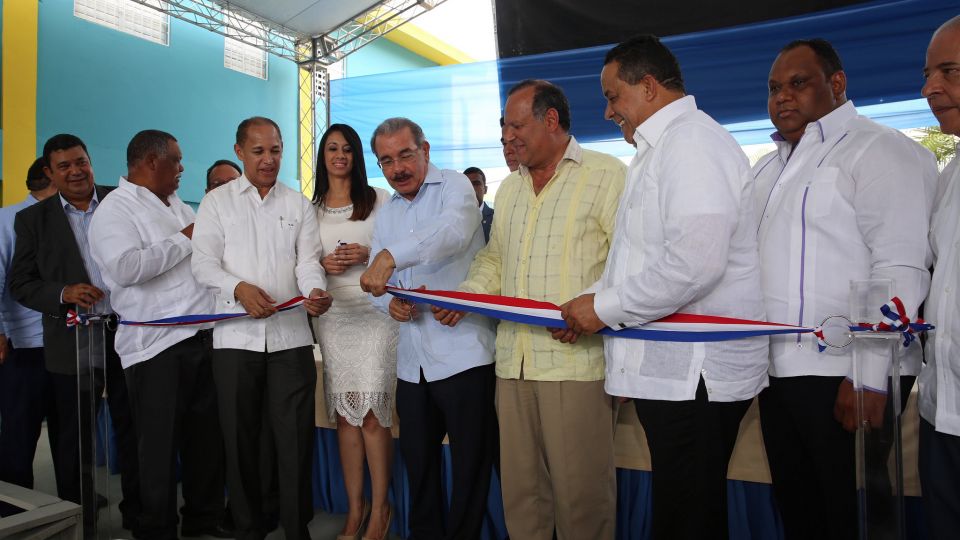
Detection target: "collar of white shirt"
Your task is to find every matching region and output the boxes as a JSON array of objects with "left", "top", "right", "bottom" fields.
[
  {"left": 517, "top": 135, "right": 583, "bottom": 179},
  {"left": 117, "top": 176, "right": 184, "bottom": 208},
  {"left": 232, "top": 173, "right": 285, "bottom": 201},
  {"left": 632, "top": 95, "right": 698, "bottom": 149},
  {"left": 770, "top": 100, "right": 857, "bottom": 160}
]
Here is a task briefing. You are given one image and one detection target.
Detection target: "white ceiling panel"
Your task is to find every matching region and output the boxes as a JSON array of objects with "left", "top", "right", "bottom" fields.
[{"left": 219, "top": 0, "right": 384, "bottom": 37}]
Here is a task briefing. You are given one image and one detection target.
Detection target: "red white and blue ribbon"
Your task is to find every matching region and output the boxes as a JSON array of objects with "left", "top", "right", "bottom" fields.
[
  {"left": 66, "top": 297, "right": 306, "bottom": 327},
  {"left": 64, "top": 288, "right": 933, "bottom": 350},
  {"left": 385, "top": 287, "right": 933, "bottom": 350},
  {"left": 848, "top": 297, "right": 930, "bottom": 348}
]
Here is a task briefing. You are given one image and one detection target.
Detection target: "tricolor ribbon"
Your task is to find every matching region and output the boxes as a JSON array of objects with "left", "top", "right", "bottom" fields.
[
  {"left": 64, "top": 288, "right": 933, "bottom": 350},
  {"left": 66, "top": 297, "right": 306, "bottom": 327},
  {"left": 385, "top": 287, "right": 933, "bottom": 350},
  {"left": 848, "top": 297, "right": 929, "bottom": 348}
]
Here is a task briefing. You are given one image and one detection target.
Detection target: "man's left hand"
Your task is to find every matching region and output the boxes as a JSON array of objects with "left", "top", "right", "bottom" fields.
[
  {"left": 304, "top": 288, "right": 333, "bottom": 316},
  {"left": 549, "top": 327, "right": 581, "bottom": 344},
  {"left": 560, "top": 294, "right": 605, "bottom": 334},
  {"left": 834, "top": 378, "right": 887, "bottom": 433},
  {"left": 360, "top": 249, "right": 396, "bottom": 297},
  {"left": 432, "top": 306, "right": 467, "bottom": 327}
]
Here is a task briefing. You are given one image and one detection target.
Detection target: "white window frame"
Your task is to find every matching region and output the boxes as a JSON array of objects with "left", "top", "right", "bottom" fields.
[
  {"left": 74, "top": 0, "right": 170, "bottom": 47},
  {"left": 223, "top": 11, "right": 269, "bottom": 80}
]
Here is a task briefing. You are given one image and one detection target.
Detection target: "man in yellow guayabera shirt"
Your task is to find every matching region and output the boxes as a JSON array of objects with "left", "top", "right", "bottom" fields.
[{"left": 435, "top": 79, "right": 625, "bottom": 539}]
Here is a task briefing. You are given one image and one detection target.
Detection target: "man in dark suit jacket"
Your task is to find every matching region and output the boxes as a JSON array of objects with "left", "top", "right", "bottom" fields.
[
  {"left": 10, "top": 134, "right": 140, "bottom": 537},
  {"left": 464, "top": 167, "right": 494, "bottom": 243}
]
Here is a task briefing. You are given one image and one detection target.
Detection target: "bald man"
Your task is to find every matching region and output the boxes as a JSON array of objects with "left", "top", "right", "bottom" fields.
[{"left": 919, "top": 15, "right": 960, "bottom": 540}]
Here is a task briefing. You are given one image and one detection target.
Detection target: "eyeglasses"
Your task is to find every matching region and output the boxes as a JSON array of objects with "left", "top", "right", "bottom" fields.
[{"left": 377, "top": 148, "right": 420, "bottom": 170}]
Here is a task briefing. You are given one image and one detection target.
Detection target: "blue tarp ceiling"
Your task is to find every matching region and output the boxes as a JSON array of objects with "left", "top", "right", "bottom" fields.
[{"left": 331, "top": 0, "right": 958, "bottom": 178}]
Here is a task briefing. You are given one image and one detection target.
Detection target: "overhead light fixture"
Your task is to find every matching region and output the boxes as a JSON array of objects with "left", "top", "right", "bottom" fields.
[{"left": 417, "top": 0, "right": 437, "bottom": 9}]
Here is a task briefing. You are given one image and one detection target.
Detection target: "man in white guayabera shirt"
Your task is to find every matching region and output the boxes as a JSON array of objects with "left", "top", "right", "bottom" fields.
[
  {"left": 89, "top": 130, "right": 225, "bottom": 540},
  {"left": 752, "top": 38, "right": 936, "bottom": 539},
  {"left": 919, "top": 15, "right": 960, "bottom": 540},
  {"left": 192, "top": 116, "right": 332, "bottom": 540},
  {"left": 558, "top": 34, "right": 768, "bottom": 540}
]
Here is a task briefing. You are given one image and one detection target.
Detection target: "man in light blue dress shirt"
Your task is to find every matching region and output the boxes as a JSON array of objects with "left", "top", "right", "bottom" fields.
[
  {"left": 361, "top": 117, "right": 498, "bottom": 540},
  {"left": 0, "top": 158, "right": 58, "bottom": 489}
]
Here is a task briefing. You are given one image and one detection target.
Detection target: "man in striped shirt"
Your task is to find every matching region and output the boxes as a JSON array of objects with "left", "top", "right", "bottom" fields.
[{"left": 439, "top": 79, "right": 625, "bottom": 539}]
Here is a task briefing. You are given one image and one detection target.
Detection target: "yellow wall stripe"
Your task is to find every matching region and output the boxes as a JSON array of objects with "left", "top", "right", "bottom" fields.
[
  {"left": 2, "top": 0, "right": 39, "bottom": 206},
  {"left": 361, "top": 9, "right": 473, "bottom": 66},
  {"left": 383, "top": 21, "right": 473, "bottom": 66}
]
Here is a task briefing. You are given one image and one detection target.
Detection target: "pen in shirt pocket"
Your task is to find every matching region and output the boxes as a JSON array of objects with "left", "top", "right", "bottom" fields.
[{"left": 279, "top": 216, "right": 297, "bottom": 230}]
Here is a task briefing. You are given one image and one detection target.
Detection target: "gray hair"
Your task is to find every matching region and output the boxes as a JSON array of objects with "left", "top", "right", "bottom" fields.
[{"left": 370, "top": 117, "right": 426, "bottom": 157}]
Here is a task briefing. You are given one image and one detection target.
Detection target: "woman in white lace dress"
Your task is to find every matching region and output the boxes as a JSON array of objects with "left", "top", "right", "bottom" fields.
[{"left": 311, "top": 124, "right": 397, "bottom": 540}]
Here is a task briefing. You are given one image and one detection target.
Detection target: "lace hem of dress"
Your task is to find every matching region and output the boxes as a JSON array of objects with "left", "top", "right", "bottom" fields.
[{"left": 327, "top": 391, "right": 394, "bottom": 428}]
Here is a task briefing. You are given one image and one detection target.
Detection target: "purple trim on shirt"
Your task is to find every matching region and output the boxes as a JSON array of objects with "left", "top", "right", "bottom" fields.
[
  {"left": 817, "top": 133, "right": 849, "bottom": 168},
  {"left": 797, "top": 186, "right": 810, "bottom": 343}
]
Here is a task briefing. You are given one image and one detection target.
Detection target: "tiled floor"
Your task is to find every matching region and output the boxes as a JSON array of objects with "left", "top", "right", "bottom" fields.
[{"left": 30, "top": 424, "right": 401, "bottom": 539}]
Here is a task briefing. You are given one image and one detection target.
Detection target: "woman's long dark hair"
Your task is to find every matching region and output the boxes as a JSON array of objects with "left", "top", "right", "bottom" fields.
[{"left": 313, "top": 123, "right": 377, "bottom": 221}]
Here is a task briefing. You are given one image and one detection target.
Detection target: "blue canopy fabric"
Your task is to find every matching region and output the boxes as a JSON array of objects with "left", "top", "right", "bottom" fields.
[{"left": 332, "top": 0, "right": 955, "bottom": 179}]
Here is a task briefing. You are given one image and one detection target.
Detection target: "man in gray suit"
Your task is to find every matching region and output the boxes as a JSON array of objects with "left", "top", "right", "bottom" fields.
[{"left": 10, "top": 134, "right": 140, "bottom": 537}]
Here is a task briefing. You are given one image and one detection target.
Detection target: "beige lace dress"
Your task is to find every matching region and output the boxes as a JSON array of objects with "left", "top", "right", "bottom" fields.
[{"left": 313, "top": 187, "right": 398, "bottom": 427}]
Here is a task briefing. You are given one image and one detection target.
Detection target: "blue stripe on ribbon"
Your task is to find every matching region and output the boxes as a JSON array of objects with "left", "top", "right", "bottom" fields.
[
  {"left": 598, "top": 327, "right": 810, "bottom": 342},
  {"left": 121, "top": 313, "right": 247, "bottom": 326},
  {"left": 117, "top": 299, "right": 305, "bottom": 327},
  {"left": 391, "top": 291, "right": 815, "bottom": 343}
]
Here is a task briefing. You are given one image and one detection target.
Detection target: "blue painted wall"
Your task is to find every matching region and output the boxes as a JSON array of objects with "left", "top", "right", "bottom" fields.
[
  {"left": 37, "top": 0, "right": 299, "bottom": 204},
  {"left": 344, "top": 39, "right": 436, "bottom": 78}
]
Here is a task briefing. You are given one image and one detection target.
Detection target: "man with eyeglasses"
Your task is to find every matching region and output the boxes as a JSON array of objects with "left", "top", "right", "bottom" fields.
[
  {"left": 360, "top": 117, "right": 497, "bottom": 540},
  {"left": 205, "top": 159, "right": 241, "bottom": 193}
]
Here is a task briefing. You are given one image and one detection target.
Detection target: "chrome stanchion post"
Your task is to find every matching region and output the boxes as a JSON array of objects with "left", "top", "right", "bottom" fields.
[{"left": 849, "top": 279, "right": 905, "bottom": 540}]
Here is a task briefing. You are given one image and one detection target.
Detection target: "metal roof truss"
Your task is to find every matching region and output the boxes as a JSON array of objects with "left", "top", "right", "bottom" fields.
[{"left": 129, "top": 0, "right": 445, "bottom": 67}]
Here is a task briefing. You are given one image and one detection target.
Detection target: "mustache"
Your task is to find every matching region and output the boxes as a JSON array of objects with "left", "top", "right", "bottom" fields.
[{"left": 391, "top": 171, "right": 413, "bottom": 182}]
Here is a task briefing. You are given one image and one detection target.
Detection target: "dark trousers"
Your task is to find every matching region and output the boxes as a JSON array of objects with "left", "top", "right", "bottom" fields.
[
  {"left": 396, "top": 364, "right": 497, "bottom": 540},
  {"left": 633, "top": 377, "right": 751, "bottom": 540},
  {"left": 47, "top": 333, "right": 140, "bottom": 534},
  {"left": 124, "top": 332, "right": 224, "bottom": 540},
  {"left": 225, "top": 404, "right": 280, "bottom": 531},
  {"left": 919, "top": 418, "right": 960, "bottom": 540},
  {"left": 759, "top": 375, "right": 913, "bottom": 540},
  {"left": 212, "top": 346, "right": 316, "bottom": 540},
  {"left": 0, "top": 345, "right": 54, "bottom": 489}
]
